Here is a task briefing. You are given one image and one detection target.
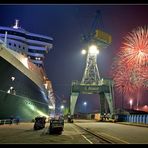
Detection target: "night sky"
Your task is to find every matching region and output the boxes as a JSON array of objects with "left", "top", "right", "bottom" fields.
[{"left": 0, "top": 4, "right": 148, "bottom": 112}]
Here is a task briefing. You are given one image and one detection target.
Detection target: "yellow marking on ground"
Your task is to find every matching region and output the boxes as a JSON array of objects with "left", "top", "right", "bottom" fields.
[{"left": 82, "top": 135, "right": 93, "bottom": 144}]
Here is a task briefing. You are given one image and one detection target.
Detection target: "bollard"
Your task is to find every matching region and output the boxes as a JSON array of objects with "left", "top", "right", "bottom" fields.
[
  {"left": 127, "top": 115, "right": 129, "bottom": 122},
  {"left": 131, "top": 115, "right": 134, "bottom": 123},
  {"left": 146, "top": 115, "right": 148, "bottom": 124},
  {"left": 142, "top": 115, "right": 146, "bottom": 124},
  {"left": 129, "top": 115, "right": 132, "bottom": 123},
  {"left": 133, "top": 115, "right": 137, "bottom": 123},
  {"left": 136, "top": 115, "right": 140, "bottom": 123},
  {"left": 139, "top": 115, "right": 142, "bottom": 123}
]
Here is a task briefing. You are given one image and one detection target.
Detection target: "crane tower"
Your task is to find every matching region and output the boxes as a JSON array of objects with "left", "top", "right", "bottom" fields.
[{"left": 70, "top": 10, "right": 114, "bottom": 119}]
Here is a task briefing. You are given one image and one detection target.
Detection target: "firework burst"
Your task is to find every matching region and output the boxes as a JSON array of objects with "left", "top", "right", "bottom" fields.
[
  {"left": 121, "top": 26, "right": 148, "bottom": 66},
  {"left": 112, "top": 26, "right": 148, "bottom": 97},
  {"left": 112, "top": 64, "right": 138, "bottom": 97}
]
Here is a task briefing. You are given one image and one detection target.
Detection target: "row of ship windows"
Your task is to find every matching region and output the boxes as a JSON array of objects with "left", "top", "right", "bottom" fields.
[
  {"left": 28, "top": 55, "right": 43, "bottom": 61},
  {"left": 30, "top": 62, "right": 43, "bottom": 68},
  {"left": 36, "top": 63, "right": 43, "bottom": 67},
  {"left": 8, "top": 42, "right": 45, "bottom": 54},
  {"left": 28, "top": 58, "right": 43, "bottom": 67},
  {"left": 28, "top": 48, "right": 45, "bottom": 54},
  {"left": 0, "top": 30, "right": 52, "bottom": 43},
  {"left": 8, "top": 42, "right": 25, "bottom": 50},
  {"left": 8, "top": 36, "right": 49, "bottom": 47}
]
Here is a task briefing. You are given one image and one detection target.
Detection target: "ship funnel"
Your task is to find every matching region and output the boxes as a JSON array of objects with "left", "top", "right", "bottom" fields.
[{"left": 13, "top": 19, "right": 19, "bottom": 29}]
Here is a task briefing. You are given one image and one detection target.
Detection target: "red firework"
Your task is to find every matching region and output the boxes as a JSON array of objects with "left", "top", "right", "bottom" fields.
[
  {"left": 139, "top": 65, "right": 148, "bottom": 89},
  {"left": 112, "top": 65, "right": 138, "bottom": 97},
  {"left": 122, "top": 26, "right": 148, "bottom": 66},
  {"left": 112, "top": 26, "right": 148, "bottom": 96}
]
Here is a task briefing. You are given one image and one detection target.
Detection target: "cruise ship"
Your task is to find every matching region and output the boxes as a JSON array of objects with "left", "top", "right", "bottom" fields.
[{"left": 0, "top": 20, "right": 55, "bottom": 121}]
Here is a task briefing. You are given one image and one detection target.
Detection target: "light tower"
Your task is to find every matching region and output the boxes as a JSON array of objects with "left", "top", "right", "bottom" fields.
[{"left": 70, "top": 10, "right": 114, "bottom": 118}]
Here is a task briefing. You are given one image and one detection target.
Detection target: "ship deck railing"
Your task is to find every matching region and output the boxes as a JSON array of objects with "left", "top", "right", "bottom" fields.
[{"left": 0, "top": 119, "right": 19, "bottom": 125}]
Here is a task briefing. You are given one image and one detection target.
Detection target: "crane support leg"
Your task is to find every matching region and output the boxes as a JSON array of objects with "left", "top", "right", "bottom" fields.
[
  {"left": 104, "top": 93, "right": 114, "bottom": 116},
  {"left": 99, "top": 92, "right": 106, "bottom": 116},
  {"left": 70, "top": 92, "right": 79, "bottom": 115}
]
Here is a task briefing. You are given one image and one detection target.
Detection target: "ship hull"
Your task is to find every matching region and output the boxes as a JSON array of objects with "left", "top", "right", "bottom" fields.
[
  {"left": 0, "top": 90, "right": 49, "bottom": 121},
  {"left": 0, "top": 56, "right": 49, "bottom": 121}
]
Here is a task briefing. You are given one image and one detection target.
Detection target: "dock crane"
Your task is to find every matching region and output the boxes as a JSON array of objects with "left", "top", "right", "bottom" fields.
[{"left": 70, "top": 10, "right": 115, "bottom": 120}]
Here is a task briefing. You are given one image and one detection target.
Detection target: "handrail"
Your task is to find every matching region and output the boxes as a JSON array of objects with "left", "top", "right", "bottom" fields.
[{"left": 0, "top": 118, "right": 18, "bottom": 125}]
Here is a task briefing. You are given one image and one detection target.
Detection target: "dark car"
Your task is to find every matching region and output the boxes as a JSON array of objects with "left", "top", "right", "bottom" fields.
[
  {"left": 49, "top": 117, "right": 64, "bottom": 134},
  {"left": 33, "top": 116, "right": 46, "bottom": 130}
]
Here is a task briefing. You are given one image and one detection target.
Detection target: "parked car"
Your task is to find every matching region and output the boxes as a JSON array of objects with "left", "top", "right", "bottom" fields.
[
  {"left": 49, "top": 117, "right": 64, "bottom": 134},
  {"left": 33, "top": 116, "right": 46, "bottom": 130}
]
